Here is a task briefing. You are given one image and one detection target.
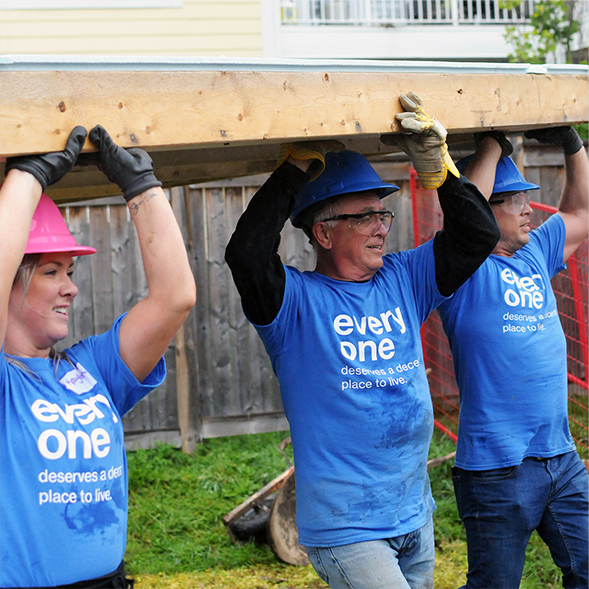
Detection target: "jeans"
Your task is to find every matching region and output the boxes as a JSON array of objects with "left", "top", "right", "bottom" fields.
[
  {"left": 452, "top": 451, "right": 589, "bottom": 589},
  {"left": 304, "top": 518, "right": 435, "bottom": 589}
]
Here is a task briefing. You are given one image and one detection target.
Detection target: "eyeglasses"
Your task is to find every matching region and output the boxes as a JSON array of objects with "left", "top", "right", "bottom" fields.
[
  {"left": 489, "top": 191, "right": 532, "bottom": 215},
  {"left": 320, "top": 210, "right": 394, "bottom": 235}
]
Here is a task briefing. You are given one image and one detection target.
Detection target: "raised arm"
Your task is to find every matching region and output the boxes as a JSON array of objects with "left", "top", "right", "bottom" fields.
[
  {"left": 0, "top": 127, "right": 86, "bottom": 350},
  {"left": 225, "top": 141, "right": 340, "bottom": 326},
  {"left": 87, "top": 126, "right": 196, "bottom": 382},
  {"left": 381, "top": 92, "right": 500, "bottom": 297},
  {"left": 0, "top": 172, "right": 42, "bottom": 351},
  {"left": 224, "top": 157, "right": 310, "bottom": 326},
  {"left": 461, "top": 132, "right": 511, "bottom": 199},
  {"left": 526, "top": 127, "right": 588, "bottom": 262},
  {"left": 434, "top": 173, "right": 500, "bottom": 296}
]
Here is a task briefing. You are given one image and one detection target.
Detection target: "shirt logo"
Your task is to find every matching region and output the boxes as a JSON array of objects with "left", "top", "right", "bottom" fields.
[{"left": 500, "top": 268, "right": 545, "bottom": 309}]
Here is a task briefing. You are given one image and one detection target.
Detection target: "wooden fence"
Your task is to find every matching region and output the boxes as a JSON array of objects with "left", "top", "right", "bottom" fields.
[{"left": 58, "top": 143, "right": 569, "bottom": 452}]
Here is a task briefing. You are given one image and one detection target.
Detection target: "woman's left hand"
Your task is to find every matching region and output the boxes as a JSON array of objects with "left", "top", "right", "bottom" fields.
[{"left": 5, "top": 126, "right": 87, "bottom": 191}]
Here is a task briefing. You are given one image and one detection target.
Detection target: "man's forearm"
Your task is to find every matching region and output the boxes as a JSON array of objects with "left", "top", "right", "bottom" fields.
[
  {"left": 434, "top": 174, "right": 501, "bottom": 297},
  {"left": 225, "top": 162, "right": 309, "bottom": 325}
]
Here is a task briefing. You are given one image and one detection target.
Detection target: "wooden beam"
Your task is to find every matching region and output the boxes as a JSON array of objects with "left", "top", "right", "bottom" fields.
[
  {"left": 2, "top": 70, "right": 586, "bottom": 155},
  {"left": 1, "top": 68, "right": 586, "bottom": 201}
]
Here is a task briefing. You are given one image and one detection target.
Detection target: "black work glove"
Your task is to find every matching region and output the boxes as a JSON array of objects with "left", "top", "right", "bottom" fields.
[
  {"left": 87, "top": 125, "right": 162, "bottom": 201},
  {"left": 474, "top": 131, "right": 513, "bottom": 159},
  {"left": 5, "top": 126, "right": 87, "bottom": 191},
  {"left": 525, "top": 126, "right": 584, "bottom": 156}
]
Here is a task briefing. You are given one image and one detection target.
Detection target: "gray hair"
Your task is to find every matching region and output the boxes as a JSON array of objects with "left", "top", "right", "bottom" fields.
[{"left": 299, "top": 197, "right": 346, "bottom": 248}]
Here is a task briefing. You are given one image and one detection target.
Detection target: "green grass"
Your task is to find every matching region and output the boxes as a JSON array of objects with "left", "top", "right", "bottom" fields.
[
  {"left": 127, "top": 432, "right": 295, "bottom": 573},
  {"left": 126, "top": 429, "right": 564, "bottom": 588}
]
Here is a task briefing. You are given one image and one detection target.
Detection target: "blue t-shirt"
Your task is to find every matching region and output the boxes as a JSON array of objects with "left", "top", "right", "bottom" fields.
[
  {"left": 438, "top": 214, "right": 575, "bottom": 470},
  {"left": 255, "top": 241, "right": 445, "bottom": 547},
  {"left": 0, "top": 315, "right": 166, "bottom": 587}
]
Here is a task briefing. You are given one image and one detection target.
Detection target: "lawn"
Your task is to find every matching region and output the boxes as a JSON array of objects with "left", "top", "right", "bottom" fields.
[{"left": 126, "top": 429, "right": 563, "bottom": 588}]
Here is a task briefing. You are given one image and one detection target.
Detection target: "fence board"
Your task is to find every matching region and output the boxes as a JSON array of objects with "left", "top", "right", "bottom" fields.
[
  {"left": 89, "top": 206, "right": 114, "bottom": 335},
  {"left": 225, "top": 186, "right": 254, "bottom": 414},
  {"left": 206, "top": 186, "right": 234, "bottom": 416},
  {"left": 188, "top": 187, "right": 215, "bottom": 424},
  {"left": 64, "top": 206, "right": 93, "bottom": 345}
]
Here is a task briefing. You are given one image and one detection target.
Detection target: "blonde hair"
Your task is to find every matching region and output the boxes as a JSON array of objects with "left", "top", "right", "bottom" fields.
[
  {"left": 14, "top": 253, "right": 41, "bottom": 294},
  {"left": 6, "top": 254, "right": 72, "bottom": 374}
]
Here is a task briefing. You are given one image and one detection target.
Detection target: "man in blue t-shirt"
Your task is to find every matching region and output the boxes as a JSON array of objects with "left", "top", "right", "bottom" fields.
[
  {"left": 438, "top": 127, "right": 589, "bottom": 589},
  {"left": 225, "top": 93, "right": 500, "bottom": 589}
]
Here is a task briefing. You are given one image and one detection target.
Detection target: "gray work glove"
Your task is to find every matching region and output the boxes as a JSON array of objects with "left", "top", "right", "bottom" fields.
[
  {"left": 525, "top": 126, "right": 584, "bottom": 156},
  {"left": 475, "top": 131, "right": 513, "bottom": 159},
  {"left": 381, "top": 92, "right": 460, "bottom": 189},
  {"left": 86, "top": 125, "right": 162, "bottom": 201},
  {"left": 5, "top": 126, "right": 87, "bottom": 191}
]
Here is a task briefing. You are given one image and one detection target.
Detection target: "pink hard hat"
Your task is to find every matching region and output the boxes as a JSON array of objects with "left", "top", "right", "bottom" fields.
[{"left": 25, "top": 194, "right": 96, "bottom": 256}]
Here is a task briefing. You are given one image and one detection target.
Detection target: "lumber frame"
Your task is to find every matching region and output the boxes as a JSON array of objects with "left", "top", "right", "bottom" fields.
[{"left": 0, "top": 67, "right": 587, "bottom": 202}]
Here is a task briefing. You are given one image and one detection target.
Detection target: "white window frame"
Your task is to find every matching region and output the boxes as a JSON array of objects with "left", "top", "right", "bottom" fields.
[{"left": 0, "top": 0, "right": 183, "bottom": 9}]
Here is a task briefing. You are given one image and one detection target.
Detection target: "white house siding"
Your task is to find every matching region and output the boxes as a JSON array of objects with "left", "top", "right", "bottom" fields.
[{"left": 0, "top": 1, "right": 263, "bottom": 56}]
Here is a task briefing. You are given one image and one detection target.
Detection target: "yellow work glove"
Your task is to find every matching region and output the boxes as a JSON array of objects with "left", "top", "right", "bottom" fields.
[
  {"left": 381, "top": 92, "right": 460, "bottom": 190},
  {"left": 276, "top": 143, "right": 327, "bottom": 181}
]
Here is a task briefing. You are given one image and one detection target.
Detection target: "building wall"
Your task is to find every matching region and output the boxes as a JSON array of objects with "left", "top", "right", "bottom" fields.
[
  {"left": 276, "top": 25, "right": 511, "bottom": 60},
  {"left": 0, "top": 0, "right": 263, "bottom": 56}
]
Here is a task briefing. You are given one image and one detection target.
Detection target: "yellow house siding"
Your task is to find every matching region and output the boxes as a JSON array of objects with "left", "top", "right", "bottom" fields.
[{"left": 0, "top": 1, "right": 263, "bottom": 56}]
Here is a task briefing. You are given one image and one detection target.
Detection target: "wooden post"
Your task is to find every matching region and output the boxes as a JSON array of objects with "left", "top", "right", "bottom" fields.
[{"left": 170, "top": 186, "right": 202, "bottom": 452}]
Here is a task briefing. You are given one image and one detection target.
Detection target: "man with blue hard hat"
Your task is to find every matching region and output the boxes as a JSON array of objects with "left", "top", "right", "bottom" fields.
[
  {"left": 226, "top": 92, "right": 500, "bottom": 589},
  {"left": 438, "top": 127, "right": 589, "bottom": 589}
]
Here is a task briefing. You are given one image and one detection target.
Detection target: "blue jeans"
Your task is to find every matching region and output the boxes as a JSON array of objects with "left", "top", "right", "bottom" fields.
[
  {"left": 452, "top": 451, "right": 589, "bottom": 589},
  {"left": 304, "top": 518, "right": 435, "bottom": 589}
]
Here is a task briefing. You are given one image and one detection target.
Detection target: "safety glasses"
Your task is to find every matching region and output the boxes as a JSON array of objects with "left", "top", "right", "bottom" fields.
[
  {"left": 489, "top": 191, "right": 532, "bottom": 215},
  {"left": 320, "top": 210, "right": 394, "bottom": 235}
]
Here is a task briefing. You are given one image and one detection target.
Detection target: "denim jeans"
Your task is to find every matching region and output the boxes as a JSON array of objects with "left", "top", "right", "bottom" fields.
[
  {"left": 452, "top": 451, "right": 589, "bottom": 589},
  {"left": 304, "top": 518, "right": 435, "bottom": 589}
]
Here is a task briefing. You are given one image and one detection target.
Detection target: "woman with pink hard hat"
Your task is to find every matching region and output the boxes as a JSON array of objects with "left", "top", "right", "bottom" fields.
[{"left": 0, "top": 126, "right": 196, "bottom": 588}]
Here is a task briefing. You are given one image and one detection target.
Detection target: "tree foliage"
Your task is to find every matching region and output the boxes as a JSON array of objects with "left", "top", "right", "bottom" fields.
[{"left": 501, "top": 0, "right": 581, "bottom": 63}]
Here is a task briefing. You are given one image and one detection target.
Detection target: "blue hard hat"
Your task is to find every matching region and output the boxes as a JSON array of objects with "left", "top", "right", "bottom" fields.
[
  {"left": 457, "top": 155, "right": 539, "bottom": 195},
  {"left": 290, "top": 150, "right": 399, "bottom": 228}
]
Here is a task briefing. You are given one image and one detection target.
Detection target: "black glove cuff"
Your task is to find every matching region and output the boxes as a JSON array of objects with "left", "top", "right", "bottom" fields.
[
  {"left": 123, "top": 174, "right": 163, "bottom": 202},
  {"left": 525, "top": 126, "right": 584, "bottom": 156},
  {"left": 475, "top": 131, "right": 513, "bottom": 159},
  {"left": 562, "top": 128, "right": 584, "bottom": 156},
  {"left": 5, "top": 160, "right": 48, "bottom": 192}
]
